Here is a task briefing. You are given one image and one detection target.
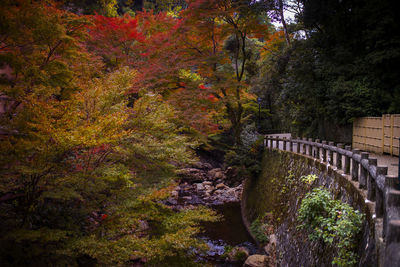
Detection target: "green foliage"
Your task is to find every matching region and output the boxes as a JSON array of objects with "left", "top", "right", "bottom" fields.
[
  {"left": 233, "top": 250, "right": 248, "bottom": 261},
  {"left": 300, "top": 174, "right": 318, "bottom": 185},
  {"left": 67, "top": 195, "right": 219, "bottom": 266},
  {"left": 224, "top": 130, "right": 264, "bottom": 178},
  {"left": 252, "top": 0, "right": 400, "bottom": 138},
  {"left": 0, "top": 3, "right": 213, "bottom": 265},
  {"left": 297, "top": 187, "right": 364, "bottom": 266},
  {"left": 249, "top": 218, "right": 269, "bottom": 244}
]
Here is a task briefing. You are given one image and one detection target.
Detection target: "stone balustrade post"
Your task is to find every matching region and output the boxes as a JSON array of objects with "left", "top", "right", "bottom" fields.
[
  {"left": 367, "top": 158, "right": 377, "bottom": 201},
  {"left": 328, "top": 142, "right": 334, "bottom": 165},
  {"left": 308, "top": 138, "right": 313, "bottom": 156},
  {"left": 296, "top": 137, "right": 301, "bottom": 153},
  {"left": 384, "top": 175, "right": 399, "bottom": 238},
  {"left": 315, "top": 139, "right": 320, "bottom": 159},
  {"left": 336, "top": 143, "right": 343, "bottom": 170},
  {"left": 289, "top": 138, "right": 293, "bottom": 152},
  {"left": 386, "top": 221, "right": 400, "bottom": 246},
  {"left": 359, "top": 152, "right": 369, "bottom": 189},
  {"left": 269, "top": 136, "right": 273, "bottom": 148},
  {"left": 352, "top": 149, "right": 361, "bottom": 181},
  {"left": 302, "top": 137, "right": 307, "bottom": 155},
  {"left": 344, "top": 145, "right": 352, "bottom": 174},
  {"left": 375, "top": 166, "right": 388, "bottom": 218},
  {"left": 321, "top": 141, "right": 327, "bottom": 162}
]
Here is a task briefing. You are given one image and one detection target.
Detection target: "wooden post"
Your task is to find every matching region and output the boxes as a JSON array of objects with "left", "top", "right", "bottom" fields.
[
  {"left": 359, "top": 152, "right": 369, "bottom": 189},
  {"left": 382, "top": 114, "right": 385, "bottom": 154},
  {"left": 367, "top": 158, "right": 377, "bottom": 201},
  {"left": 391, "top": 114, "right": 394, "bottom": 156}
]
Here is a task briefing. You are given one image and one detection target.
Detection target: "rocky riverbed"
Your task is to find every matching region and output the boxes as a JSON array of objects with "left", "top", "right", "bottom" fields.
[
  {"left": 161, "top": 160, "right": 274, "bottom": 267},
  {"left": 163, "top": 162, "right": 243, "bottom": 209}
]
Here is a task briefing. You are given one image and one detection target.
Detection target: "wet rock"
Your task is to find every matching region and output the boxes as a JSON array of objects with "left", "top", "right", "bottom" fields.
[
  {"left": 203, "top": 181, "right": 213, "bottom": 186},
  {"left": 243, "top": 254, "right": 271, "bottom": 267},
  {"left": 191, "top": 161, "right": 213, "bottom": 170},
  {"left": 214, "top": 171, "right": 225, "bottom": 180},
  {"left": 214, "top": 189, "right": 224, "bottom": 195},
  {"left": 195, "top": 183, "right": 205, "bottom": 191},
  {"left": 176, "top": 168, "right": 204, "bottom": 183},
  {"left": 203, "top": 162, "right": 213, "bottom": 169},
  {"left": 171, "top": 190, "right": 179, "bottom": 198},
  {"left": 216, "top": 183, "right": 226, "bottom": 190},
  {"left": 191, "top": 161, "right": 206, "bottom": 169},
  {"left": 208, "top": 168, "right": 222, "bottom": 178},
  {"left": 264, "top": 234, "right": 276, "bottom": 256},
  {"left": 226, "top": 187, "right": 236, "bottom": 195},
  {"left": 186, "top": 195, "right": 205, "bottom": 205},
  {"left": 165, "top": 198, "right": 178, "bottom": 205},
  {"left": 204, "top": 185, "right": 214, "bottom": 191}
]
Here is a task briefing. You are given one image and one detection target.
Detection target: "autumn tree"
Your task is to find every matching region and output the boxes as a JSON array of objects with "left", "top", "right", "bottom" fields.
[
  {"left": 0, "top": 1, "right": 218, "bottom": 265},
  {"left": 128, "top": 1, "right": 268, "bottom": 144},
  {"left": 175, "top": 0, "right": 269, "bottom": 144},
  {"left": 87, "top": 13, "right": 144, "bottom": 69}
]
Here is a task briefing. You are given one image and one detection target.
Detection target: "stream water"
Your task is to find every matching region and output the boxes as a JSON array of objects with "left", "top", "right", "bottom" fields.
[{"left": 198, "top": 202, "right": 257, "bottom": 266}]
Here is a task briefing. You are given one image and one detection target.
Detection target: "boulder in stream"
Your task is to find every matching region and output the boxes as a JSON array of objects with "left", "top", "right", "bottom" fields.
[{"left": 243, "top": 254, "right": 272, "bottom": 267}]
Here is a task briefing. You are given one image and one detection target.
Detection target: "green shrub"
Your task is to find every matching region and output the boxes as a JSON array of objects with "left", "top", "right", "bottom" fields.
[
  {"left": 297, "top": 187, "right": 364, "bottom": 266},
  {"left": 250, "top": 218, "right": 269, "bottom": 244}
]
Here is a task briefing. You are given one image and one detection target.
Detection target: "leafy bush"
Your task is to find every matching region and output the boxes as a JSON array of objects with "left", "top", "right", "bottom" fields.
[
  {"left": 300, "top": 174, "right": 318, "bottom": 185},
  {"left": 224, "top": 131, "right": 264, "bottom": 179},
  {"left": 297, "top": 187, "right": 364, "bottom": 266},
  {"left": 250, "top": 218, "right": 269, "bottom": 244}
]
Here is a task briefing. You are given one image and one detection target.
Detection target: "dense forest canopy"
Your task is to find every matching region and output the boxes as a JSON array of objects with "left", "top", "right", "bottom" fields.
[{"left": 0, "top": 0, "right": 399, "bottom": 265}]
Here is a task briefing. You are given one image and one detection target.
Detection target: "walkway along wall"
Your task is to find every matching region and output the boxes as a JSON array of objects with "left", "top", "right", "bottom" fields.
[{"left": 241, "top": 136, "right": 400, "bottom": 266}]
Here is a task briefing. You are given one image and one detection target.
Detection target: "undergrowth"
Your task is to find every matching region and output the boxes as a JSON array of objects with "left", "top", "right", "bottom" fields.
[{"left": 297, "top": 187, "right": 364, "bottom": 267}]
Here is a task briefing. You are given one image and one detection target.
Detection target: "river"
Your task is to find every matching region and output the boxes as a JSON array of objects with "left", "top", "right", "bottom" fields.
[{"left": 198, "top": 202, "right": 257, "bottom": 266}]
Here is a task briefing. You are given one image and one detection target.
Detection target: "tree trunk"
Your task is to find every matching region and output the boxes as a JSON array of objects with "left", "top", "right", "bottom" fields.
[{"left": 278, "top": 0, "right": 291, "bottom": 46}]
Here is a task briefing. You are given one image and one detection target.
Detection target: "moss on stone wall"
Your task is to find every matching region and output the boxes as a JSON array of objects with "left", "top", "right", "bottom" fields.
[{"left": 241, "top": 149, "right": 377, "bottom": 266}]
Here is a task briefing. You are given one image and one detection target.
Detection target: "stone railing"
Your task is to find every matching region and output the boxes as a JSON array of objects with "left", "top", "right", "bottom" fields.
[{"left": 264, "top": 135, "right": 400, "bottom": 266}]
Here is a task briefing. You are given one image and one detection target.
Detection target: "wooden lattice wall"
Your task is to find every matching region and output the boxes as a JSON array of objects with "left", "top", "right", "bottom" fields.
[{"left": 353, "top": 114, "right": 400, "bottom": 156}]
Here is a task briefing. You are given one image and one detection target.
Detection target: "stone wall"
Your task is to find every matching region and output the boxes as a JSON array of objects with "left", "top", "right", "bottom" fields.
[{"left": 242, "top": 149, "right": 379, "bottom": 266}]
